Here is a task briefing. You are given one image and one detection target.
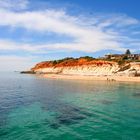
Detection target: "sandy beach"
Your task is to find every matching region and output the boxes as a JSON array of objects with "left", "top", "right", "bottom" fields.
[{"left": 41, "top": 74, "right": 140, "bottom": 82}]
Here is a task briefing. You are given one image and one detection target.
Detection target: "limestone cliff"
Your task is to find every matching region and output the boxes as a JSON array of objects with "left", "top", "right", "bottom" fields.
[{"left": 30, "top": 58, "right": 140, "bottom": 76}]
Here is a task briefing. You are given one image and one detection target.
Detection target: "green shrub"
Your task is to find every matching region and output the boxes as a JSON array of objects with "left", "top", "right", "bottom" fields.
[{"left": 117, "top": 60, "right": 126, "bottom": 65}]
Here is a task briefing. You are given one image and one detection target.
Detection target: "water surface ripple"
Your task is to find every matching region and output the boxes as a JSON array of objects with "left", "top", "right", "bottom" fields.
[{"left": 0, "top": 72, "right": 140, "bottom": 140}]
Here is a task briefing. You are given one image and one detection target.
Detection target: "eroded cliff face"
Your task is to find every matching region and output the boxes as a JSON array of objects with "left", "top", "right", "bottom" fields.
[
  {"left": 33, "top": 66, "right": 118, "bottom": 76},
  {"left": 31, "top": 58, "right": 140, "bottom": 76},
  {"left": 116, "top": 62, "right": 140, "bottom": 76},
  {"left": 31, "top": 58, "right": 119, "bottom": 76}
]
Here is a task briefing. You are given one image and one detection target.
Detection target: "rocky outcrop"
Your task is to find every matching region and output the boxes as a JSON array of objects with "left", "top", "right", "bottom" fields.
[
  {"left": 116, "top": 62, "right": 140, "bottom": 76},
  {"left": 20, "top": 71, "right": 36, "bottom": 74}
]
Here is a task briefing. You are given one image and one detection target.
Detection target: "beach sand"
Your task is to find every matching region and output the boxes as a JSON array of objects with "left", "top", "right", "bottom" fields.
[{"left": 41, "top": 74, "right": 140, "bottom": 82}]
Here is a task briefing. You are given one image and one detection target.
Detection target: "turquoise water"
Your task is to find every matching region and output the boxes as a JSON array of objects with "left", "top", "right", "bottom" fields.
[{"left": 0, "top": 72, "right": 140, "bottom": 140}]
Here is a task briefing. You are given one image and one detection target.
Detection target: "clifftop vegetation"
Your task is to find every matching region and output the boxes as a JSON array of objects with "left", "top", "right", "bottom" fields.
[
  {"left": 31, "top": 56, "right": 116, "bottom": 71},
  {"left": 31, "top": 50, "right": 140, "bottom": 70}
]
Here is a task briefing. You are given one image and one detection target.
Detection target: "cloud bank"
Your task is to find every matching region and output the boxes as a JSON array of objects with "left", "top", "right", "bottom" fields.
[
  {"left": 0, "top": 6, "right": 139, "bottom": 53},
  {"left": 0, "top": 0, "right": 140, "bottom": 70}
]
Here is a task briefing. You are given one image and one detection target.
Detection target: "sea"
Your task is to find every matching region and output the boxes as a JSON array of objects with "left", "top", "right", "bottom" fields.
[{"left": 0, "top": 72, "right": 140, "bottom": 140}]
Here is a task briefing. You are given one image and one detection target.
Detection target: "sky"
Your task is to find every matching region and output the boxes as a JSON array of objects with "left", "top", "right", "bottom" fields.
[{"left": 0, "top": 0, "right": 140, "bottom": 71}]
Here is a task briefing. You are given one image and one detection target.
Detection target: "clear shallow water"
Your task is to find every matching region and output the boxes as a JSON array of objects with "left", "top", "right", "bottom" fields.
[{"left": 0, "top": 72, "right": 140, "bottom": 140}]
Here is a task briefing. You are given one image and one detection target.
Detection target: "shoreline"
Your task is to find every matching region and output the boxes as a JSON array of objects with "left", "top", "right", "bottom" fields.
[{"left": 40, "top": 74, "right": 140, "bottom": 82}]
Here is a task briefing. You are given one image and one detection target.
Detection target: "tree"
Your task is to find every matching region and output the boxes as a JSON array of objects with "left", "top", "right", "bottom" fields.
[
  {"left": 125, "top": 49, "right": 131, "bottom": 55},
  {"left": 53, "top": 60, "right": 57, "bottom": 65}
]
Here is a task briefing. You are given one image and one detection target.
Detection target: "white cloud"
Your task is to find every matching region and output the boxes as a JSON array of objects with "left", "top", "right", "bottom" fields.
[
  {"left": 97, "top": 14, "right": 139, "bottom": 28},
  {"left": 0, "top": 1, "right": 140, "bottom": 71},
  {"left": 0, "top": 0, "right": 28, "bottom": 10},
  {"left": 0, "top": 9, "right": 136, "bottom": 53}
]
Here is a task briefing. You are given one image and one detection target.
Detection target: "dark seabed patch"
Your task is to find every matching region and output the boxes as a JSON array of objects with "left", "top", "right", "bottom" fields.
[
  {"left": 57, "top": 114, "right": 85, "bottom": 125},
  {"left": 41, "top": 100, "right": 92, "bottom": 128},
  {"left": 49, "top": 105, "right": 87, "bottom": 128},
  {"left": 0, "top": 129, "right": 9, "bottom": 137},
  {"left": 133, "top": 93, "right": 140, "bottom": 97},
  {"left": 100, "top": 100, "right": 113, "bottom": 105},
  {"left": 49, "top": 123, "right": 60, "bottom": 129}
]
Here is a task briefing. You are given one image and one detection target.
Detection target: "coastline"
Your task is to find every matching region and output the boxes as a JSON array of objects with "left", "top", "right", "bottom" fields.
[{"left": 40, "top": 74, "right": 140, "bottom": 82}]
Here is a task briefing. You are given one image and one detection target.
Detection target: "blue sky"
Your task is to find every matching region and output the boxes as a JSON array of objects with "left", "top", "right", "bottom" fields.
[{"left": 0, "top": 0, "right": 140, "bottom": 71}]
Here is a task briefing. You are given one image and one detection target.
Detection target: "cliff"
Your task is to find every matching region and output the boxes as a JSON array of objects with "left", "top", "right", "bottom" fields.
[{"left": 31, "top": 57, "right": 140, "bottom": 76}]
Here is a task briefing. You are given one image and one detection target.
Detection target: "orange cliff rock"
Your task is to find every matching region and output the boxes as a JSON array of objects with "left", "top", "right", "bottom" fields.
[
  {"left": 32, "top": 58, "right": 115, "bottom": 70},
  {"left": 30, "top": 58, "right": 140, "bottom": 76},
  {"left": 31, "top": 58, "right": 120, "bottom": 76}
]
